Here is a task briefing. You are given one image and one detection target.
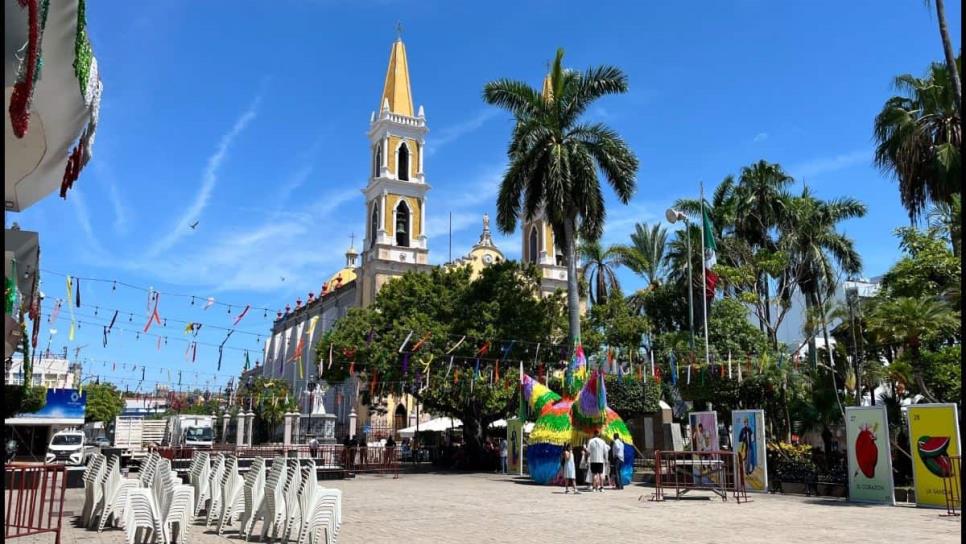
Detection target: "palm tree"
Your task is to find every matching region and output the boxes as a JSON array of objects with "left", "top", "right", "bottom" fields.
[
  {"left": 483, "top": 48, "right": 639, "bottom": 345},
  {"left": 578, "top": 239, "right": 621, "bottom": 305},
  {"left": 613, "top": 222, "right": 669, "bottom": 288},
  {"left": 873, "top": 57, "right": 962, "bottom": 221},
  {"left": 926, "top": 0, "right": 962, "bottom": 112},
  {"left": 927, "top": 193, "right": 961, "bottom": 256},
  {"left": 867, "top": 295, "right": 960, "bottom": 402},
  {"left": 781, "top": 188, "right": 867, "bottom": 406}
]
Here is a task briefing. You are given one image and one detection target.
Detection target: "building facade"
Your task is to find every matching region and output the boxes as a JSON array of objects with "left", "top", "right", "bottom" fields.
[
  {"left": 257, "top": 38, "right": 586, "bottom": 441},
  {"left": 5, "top": 357, "right": 81, "bottom": 389}
]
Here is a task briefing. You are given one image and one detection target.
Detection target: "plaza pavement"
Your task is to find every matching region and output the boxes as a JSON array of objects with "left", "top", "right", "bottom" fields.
[{"left": 30, "top": 473, "right": 963, "bottom": 544}]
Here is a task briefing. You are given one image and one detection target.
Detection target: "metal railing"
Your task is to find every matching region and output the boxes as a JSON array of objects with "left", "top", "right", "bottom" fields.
[
  {"left": 942, "top": 455, "right": 961, "bottom": 517},
  {"left": 4, "top": 463, "right": 68, "bottom": 544},
  {"left": 155, "top": 444, "right": 400, "bottom": 478},
  {"left": 650, "top": 450, "right": 747, "bottom": 503}
]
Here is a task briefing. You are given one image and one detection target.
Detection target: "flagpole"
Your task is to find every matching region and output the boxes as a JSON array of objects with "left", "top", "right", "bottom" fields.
[{"left": 699, "top": 181, "right": 711, "bottom": 368}]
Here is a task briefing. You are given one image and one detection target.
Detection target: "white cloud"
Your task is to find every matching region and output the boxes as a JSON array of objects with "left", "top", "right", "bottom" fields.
[
  {"left": 146, "top": 94, "right": 262, "bottom": 257},
  {"left": 752, "top": 132, "right": 768, "bottom": 143},
  {"left": 129, "top": 187, "right": 359, "bottom": 294},
  {"left": 70, "top": 189, "right": 109, "bottom": 258},
  {"left": 425, "top": 109, "right": 498, "bottom": 156},
  {"left": 789, "top": 149, "right": 870, "bottom": 181},
  {"left": 92, "top": 160, "right": 130, "bottom": 235}
]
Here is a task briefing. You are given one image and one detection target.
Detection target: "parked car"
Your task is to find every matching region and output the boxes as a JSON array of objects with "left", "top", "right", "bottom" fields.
[{"left": 94, "top": 436, "right": 111, "bottom": 448}]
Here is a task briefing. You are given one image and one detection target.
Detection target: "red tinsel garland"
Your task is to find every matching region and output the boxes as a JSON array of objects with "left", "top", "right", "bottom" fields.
[{"left": 9, "top": 0, "right": 39, "bottom": 138}]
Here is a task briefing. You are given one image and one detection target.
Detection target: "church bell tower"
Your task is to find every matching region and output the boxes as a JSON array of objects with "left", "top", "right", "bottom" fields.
[{"left": 359, "top": 36, "right": 432, "bottom": 307}]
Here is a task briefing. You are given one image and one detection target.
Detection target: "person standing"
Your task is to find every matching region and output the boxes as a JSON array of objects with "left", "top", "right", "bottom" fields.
[
  {"left": 586, "top": 429, "right": 609, "bottom": 492},
  {"left": 561, "top": 444, "right": 578, "bottom": 494},
  {"left": 499, "top": 438, "right": 508, "bottom": 474},
  {"left": 611, "top": 433, "right": 625, "bottom": 490},
  {"left": 308, "top": 436, "right": 319, "bottom": 459}
]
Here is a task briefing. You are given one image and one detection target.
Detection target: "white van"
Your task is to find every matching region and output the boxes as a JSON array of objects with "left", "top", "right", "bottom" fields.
[{"left": 45, "top": 429, "right": 90, "bottom": 465}]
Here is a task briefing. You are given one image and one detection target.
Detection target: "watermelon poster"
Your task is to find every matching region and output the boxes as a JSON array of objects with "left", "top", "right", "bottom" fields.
[
  {"left": 732, "top": 409, "right": 768, "bottom": 492},
  {"left": 907, "top": 403, "right": 960, "bottom": 508},
  {"left": 845, "top": 406, "right": 894, "bottom": 505}
]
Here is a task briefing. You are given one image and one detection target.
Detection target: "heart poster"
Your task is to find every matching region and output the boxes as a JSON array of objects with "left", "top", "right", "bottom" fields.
[{"left": 845, "top": 406, "right": 894, "bottom": 505}]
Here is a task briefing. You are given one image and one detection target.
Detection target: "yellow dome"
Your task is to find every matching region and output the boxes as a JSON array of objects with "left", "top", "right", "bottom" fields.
[{"left": 323, "top": 267, "right": 357, "bottom": 294}]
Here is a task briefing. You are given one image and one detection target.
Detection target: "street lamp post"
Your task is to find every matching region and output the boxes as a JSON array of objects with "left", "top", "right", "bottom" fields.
[{"left": 666, "top": 209, "right": 695, "bottom": 350}]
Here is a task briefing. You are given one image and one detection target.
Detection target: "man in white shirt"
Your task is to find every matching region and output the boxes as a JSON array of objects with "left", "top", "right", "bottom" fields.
[
  {"left": 585, "top": 429, "right": 609, "bottom": 492},
  {"left": 611, "top": 433, "right": 625, "bottom": 489}
]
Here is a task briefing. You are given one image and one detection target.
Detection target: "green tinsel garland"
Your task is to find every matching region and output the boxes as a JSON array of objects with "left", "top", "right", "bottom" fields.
[
  {"left": 34, "top": 0, "right": 49, "bottom": 83},
  {"left": 72, "top": 0, "right": 93, "bottom": 95}
]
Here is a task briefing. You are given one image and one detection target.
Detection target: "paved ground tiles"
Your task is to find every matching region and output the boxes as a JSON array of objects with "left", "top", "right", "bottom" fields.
[{"left": 21, "top": 473, "right": 962, "bottom": 544}]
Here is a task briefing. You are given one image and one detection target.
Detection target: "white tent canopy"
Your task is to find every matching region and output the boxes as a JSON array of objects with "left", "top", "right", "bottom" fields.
[
  {"left": 489, "top": 419, "right": 534, "bottom": 433},
  {"left": 397, "top": 417, "right": 462, "bottom": 438},
  {"left": 397, "top": 417, "right": 536, "bottom": 438}
]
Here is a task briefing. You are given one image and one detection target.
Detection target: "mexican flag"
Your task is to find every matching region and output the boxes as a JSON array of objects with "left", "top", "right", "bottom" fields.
[{"left": 702, "top": 202, "right": 719, "bottom": 297}]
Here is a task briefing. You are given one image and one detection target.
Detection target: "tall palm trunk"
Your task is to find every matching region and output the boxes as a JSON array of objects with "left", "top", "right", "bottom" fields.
[
  {"left": 934, "top": 0, "right": 962, "bottom": 112},
  {"left": 564, "top": 218, "right": 582, "bottom": 346}
]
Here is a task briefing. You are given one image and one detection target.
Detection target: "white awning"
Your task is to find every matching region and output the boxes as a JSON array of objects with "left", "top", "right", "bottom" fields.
[
  {"left": 5, "top": 417, "right": 83, "bottom": 426},
  {"left": 489, "top": 419, "right": 534, "bottom": 433},
  {"left": 397, "top": 417, "right": 462, "bottom": 438}
]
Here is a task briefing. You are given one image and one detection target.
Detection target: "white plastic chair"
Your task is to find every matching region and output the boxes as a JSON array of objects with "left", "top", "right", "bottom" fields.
[
  {"left": 259, "top": 458, "right": 292, "bottom": 542},
  {"left": 216, "top": 456, "right": 245, "bottom": 535},
  {"left": 190, "top": 453, "right": 212, "bottom": 518},
  {"left": 97, "top": 458, "right": 140, "bottom": 532},
  {"left": 87, "top": 456, "right": 118, "bottom": 529},
  {"left": 80, "top": 454, "right": 106, "bottom": 527},
  {"left": 153, "top": 461, "right": 195, "bottom": 544},
  {"left": 239, "top": 457, "right": 266, "bottom": 540},
  {"left": 204, "top": 454, "right": 226, "bottom": 526},
  {"left": 123, "top": 488, "right": 164, "bottom": 544}
]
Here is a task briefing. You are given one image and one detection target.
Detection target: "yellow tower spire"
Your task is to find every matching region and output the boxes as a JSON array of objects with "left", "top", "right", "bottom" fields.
[
  {"left": 380, "top": 36, "right": 414, "bottom": 117},
  {"left": 542, "top": 73, "right": 554, "bottom": 103}
]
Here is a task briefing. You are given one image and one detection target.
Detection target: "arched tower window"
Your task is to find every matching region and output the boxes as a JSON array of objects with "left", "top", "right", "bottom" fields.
[
  {"left": 395, "top": 200, "right": 410, "bottom": 247},
  {"left": 528, "top": 226, "right": 539, "bottom": 264},
  {"left": 370, "top": 203, "right": 379, "bottom": 248},
  {"left": 398, "top": 142, "right": 410, "bottom": 181},
  {"left": 394, "top": 404, "right": 407, "bottom": 431},
  {"left": 374, "top": 145, "right": 382, "bottom": 178}
]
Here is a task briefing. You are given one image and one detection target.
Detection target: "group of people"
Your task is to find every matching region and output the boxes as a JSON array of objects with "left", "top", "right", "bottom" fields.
[
  {"left": 558, "top": 430, "right": 625, "bottom": 494},
  {"left": 483, "top": 438, "right": 509, "bottom": 473}
]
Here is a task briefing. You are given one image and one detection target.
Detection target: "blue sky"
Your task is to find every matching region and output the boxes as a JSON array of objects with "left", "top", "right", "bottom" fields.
[{"left": 11, "top": 0, "right": 961, "bottom": 393}]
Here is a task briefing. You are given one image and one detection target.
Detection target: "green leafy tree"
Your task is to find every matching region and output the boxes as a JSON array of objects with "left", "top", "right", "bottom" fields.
[
  {"left": 483, "top": 48, "right": 639, "bottom": 345},
  {"left": 316, "top": 261, "right": 565, "bottom": 466},
  {"left": 84, "top": 383, "right": 124, "bottom": 425},
  {"left": 3, "top": 385, "right": 47, "bottom": 420},
  {"left": 880, "top": 225, "right": 961, "bottom": 299},
  {"left": 236, "top": 377, "right": 297, "bottom": 443},
  {"left": 874, "top": 56, "right": 961, "bottom": 221},
  {"left": 604, "top": 375, "right": 662, "bottom": 417},
  {"left": 578, "top": 239, "right": 622, "bottom": 305},
  {"left": 919, "top": 344, "right": 961, "bottom": 404},
  {"left": 866, "top": 295, "right": 960, "bottom": 403},
  {"left": 582, "top": 286, "right": 650, "bottom": 354}
]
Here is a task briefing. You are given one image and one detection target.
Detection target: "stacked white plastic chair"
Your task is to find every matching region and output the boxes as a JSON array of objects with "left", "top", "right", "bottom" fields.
[
  {"left": 80, "top": 454, "right": 106, "bottom": 527},
  {"left": 190, "top": 452, "right": 212, "bottom": 519},
  {"left": 204, "top": 454, "right": 226, "bottom": 526},
  {"left": 238, "top": 457, "right": 266, "bottom": 540},
  {"left": 122, "top": 487, "right": 163, "bottom": 544},
  {"left": 294, "top": 461, "right": 342, "bottom": 544},
  {"left": 152, "top": 460, "right": 195, "bottom": 544},
  {"left": 216, "top": 456, "right": 246, "bottom": 535},
  {"left": 259, "top": 458, "right": 292, "bottom": 542},
  {"left": 97, "top": 457, "right": 140, "bottom": 532},
  {"left": 86, "top": 455, "right": 119, "bottom": 529},
  {"left": 281, "top": 459, "right": 306, "bottom": 541}
]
